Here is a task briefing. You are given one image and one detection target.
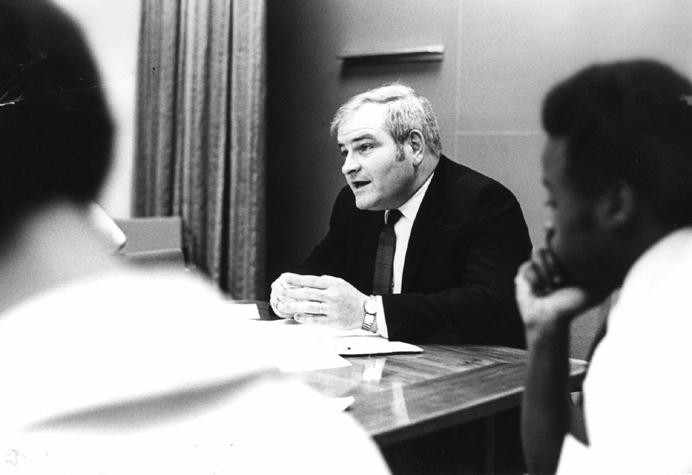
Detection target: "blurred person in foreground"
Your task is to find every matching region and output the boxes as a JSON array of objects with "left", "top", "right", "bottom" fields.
[
  {"left": 517, "top": 59, "right": 692, "bottom": 474},
  {"left": 0, "top": 1, "right": 389, "bottom": 473}
]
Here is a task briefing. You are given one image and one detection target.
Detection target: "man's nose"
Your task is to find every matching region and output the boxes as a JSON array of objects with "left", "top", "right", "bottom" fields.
[{"left": 341, "top": 153, "right": 360, "bottom": 175}]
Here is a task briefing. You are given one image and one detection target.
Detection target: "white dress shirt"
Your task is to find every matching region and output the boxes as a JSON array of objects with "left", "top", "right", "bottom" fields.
[
  {"left": 556, "top": 228, "right": 692, "bottom": 474},
  {"left": 375, "top": 173, "right": 434, "bottom": 339},
  {"left": 0, "top": 269, "right": 390, "bottom": 474}
]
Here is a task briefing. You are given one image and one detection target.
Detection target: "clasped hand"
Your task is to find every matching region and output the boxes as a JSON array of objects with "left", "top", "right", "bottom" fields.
[{"left": 270, "top": 273, "right": 366, "bottom": 330}]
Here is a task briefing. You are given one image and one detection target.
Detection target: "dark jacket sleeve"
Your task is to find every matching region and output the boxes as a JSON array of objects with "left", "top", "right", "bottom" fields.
[
  {"left": 287, "top": 187, "right": 352, "bottom": 278},
  {"left": 382, "top": 182, "right": 531, "bottom": 347}
]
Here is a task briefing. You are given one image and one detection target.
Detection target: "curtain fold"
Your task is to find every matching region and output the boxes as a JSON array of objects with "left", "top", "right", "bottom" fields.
[{"left": 134, "top": 0, "right": 265, "bottom": 299}]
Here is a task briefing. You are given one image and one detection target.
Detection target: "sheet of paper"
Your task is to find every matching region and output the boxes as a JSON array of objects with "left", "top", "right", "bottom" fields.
[
  {"left": 275, "top": 347, "right": 352, "bottom": 373},
  {"left": 243, "top": 319, "right": 353, "bottom": 372},
  {"left": 258, "top": 318, "right": 424, "bottom": 356},
  {"left": 262, "top": 318, "right": 371, "bottom": 337},
  {"left": 225, "top": 302, "right": 261, "bottom": 320},
  {"left": 330, "top": 336, "right": 423, "bottom": 356}
]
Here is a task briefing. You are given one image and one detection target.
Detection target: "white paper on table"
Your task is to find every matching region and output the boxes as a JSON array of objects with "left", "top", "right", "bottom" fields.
[
  {"left": 243, "top": 318, "right": 352, "bottom": 372},
  {"left": 225, "top": 303, "right": 261, "bottom": 320},
  {"left": 330, "top": 336, "right": 423, "bottom": 356},
  {"left": 259, "top": 319, "right": 423, "bottom": 356},
  {"left": 275, "top": 347, "right": 352, "bottom": 373},
  {"left": 261, "top": 318, "right": 369, "bottom": 337}
]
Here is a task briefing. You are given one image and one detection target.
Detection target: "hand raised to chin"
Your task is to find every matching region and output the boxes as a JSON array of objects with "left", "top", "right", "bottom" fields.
[{"left": 515, "top": 248, "right": 596, "bottom": 338}]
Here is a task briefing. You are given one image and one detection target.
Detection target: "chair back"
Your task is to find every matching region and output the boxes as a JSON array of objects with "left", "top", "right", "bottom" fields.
[{"left": 114, "top": 216, "right": 185, "bottom": 268}]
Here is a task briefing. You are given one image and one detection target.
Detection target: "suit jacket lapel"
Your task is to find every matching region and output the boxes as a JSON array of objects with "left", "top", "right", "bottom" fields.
[{"left": 401, "top": 158, "right": 446, "bottom": 292}]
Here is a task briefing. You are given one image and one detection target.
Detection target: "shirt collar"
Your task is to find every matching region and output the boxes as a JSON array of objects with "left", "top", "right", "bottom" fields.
[{"left": 385, "top": 172, "right": 434, "bottom": 223}]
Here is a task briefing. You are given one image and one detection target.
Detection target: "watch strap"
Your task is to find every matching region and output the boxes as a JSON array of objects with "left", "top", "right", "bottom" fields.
[{"left": 362, "top": 296, "right": 378, "bottom": 333}]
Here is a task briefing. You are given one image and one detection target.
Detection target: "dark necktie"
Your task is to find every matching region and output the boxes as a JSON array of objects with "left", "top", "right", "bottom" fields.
[{"left": 372, "top": 209, "right": 402, "bottom": 295}]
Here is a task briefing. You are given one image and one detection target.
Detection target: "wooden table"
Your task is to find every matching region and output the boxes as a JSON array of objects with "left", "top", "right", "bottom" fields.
[
  {"left": 251, "top": 301, "right": 587, "bottom": 470},
  {"left": 296, "top": 344, "right": 587, "bottom": 447}
]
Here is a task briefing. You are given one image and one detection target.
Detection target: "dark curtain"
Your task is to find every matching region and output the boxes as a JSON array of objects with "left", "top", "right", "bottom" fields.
[{"left": 134, "top": 0, "right": 266, "bottom": 299}]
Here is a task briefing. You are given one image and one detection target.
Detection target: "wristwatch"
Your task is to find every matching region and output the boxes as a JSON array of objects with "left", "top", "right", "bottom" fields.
[{"left": 362, "top": 295, "right": 378, "bottom": 333}]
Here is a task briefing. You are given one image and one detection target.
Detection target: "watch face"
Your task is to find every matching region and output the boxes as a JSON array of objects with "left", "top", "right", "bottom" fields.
[{"left": 364, "top": 298, "right": 378, "bottom": 315}]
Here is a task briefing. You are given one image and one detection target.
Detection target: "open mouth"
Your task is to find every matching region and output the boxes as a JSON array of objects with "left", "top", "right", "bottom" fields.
[{"left": 352, "top": 180, "right": 370, "bottom": 190}]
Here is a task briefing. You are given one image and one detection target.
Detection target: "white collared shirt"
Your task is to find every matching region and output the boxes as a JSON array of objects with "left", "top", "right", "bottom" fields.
[
  {"left": 556, "top": 228, "right": 692, "bottom": 474},
  {"left": 376, "top": 172, "right": 434, "bottom": 338}
]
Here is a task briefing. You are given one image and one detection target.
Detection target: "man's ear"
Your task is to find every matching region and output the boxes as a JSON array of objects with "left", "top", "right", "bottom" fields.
[
  {"left": 596, "top": 181, "right": 635, "bottom": 230},
  {"left": 407, "top": 130, "right": 425, "bottom": 165}
]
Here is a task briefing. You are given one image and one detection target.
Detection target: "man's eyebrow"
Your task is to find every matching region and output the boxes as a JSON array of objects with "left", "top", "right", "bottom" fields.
[
  {"left": 338, "top": 134, "right": 377, "bottom": 147},
  {"left": 542, "top": 178, "right": 553, "bottom": 190}
]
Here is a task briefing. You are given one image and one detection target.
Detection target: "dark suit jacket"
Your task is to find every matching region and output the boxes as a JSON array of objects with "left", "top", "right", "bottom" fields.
[{"left": 290, "top": 155, "right": 532, "bottom": 347}]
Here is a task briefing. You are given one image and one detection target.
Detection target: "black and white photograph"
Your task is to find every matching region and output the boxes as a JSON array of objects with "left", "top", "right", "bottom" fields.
[{"left": 0, "top": 1, "right": 691, "bottom": 473}]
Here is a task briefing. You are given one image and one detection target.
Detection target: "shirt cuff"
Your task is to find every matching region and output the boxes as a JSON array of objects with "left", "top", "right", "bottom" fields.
[{"left": 375, "top": 296, "right": 389, "bottom": 339}]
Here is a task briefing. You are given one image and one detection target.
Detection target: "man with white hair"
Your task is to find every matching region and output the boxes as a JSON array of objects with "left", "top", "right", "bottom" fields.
[{"left": 271, "top": 83, "right": 531, "bottom": 348}]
